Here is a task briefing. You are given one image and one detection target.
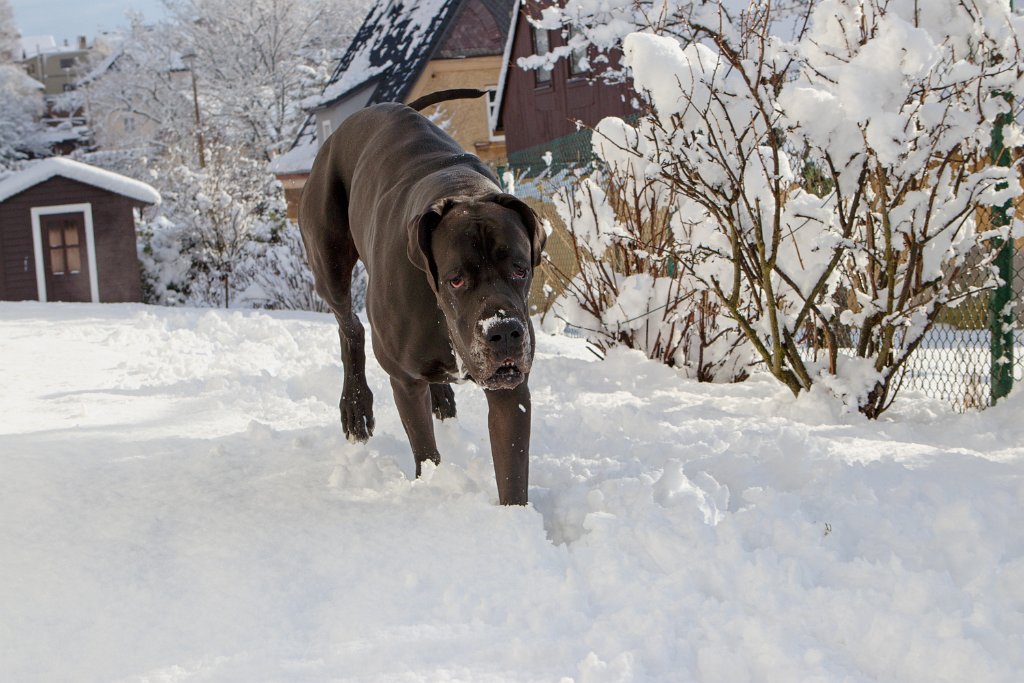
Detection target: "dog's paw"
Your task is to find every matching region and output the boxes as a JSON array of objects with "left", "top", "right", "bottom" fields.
[
  {"left": 340, "top": 384, "right": 375, "bottom": 442},
  {"left": 430, "top": 383, "right": 457, "bottom": 421}
]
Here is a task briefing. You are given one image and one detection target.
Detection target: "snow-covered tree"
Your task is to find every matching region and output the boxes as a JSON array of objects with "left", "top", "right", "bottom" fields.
[
  {"left": 78, "top": 17, "right": 196, "bottom": 162},
  {"left": 162, "top": 0, "right": 371, "bottom": 160},
  {"left": 140, "top": 144, "right": 286, "bottom": 307},
  {"left": 82, "top": 0, "right": 371, "bottom": 310},
  {"left": 0, "top": 66, "right": 47, "bottom": 168},
  {"left": 0, "top": 0, "right": 47, "bottom": 168},
  {"left": 543, "top": 0, "right": 1024, "bottom": 416},
  {"left": 0, "top": 0, "right": 18, "bottom": 61}
]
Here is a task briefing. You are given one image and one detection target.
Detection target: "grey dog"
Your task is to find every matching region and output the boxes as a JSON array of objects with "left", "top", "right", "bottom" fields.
[{"left": 299, "top": 89, "right": 545, "bottom": 505}]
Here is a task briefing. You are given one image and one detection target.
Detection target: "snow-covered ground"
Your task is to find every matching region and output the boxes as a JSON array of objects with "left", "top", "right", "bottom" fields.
[{"left": 1, "top": 302, "right": 1022, "bottom": 682}]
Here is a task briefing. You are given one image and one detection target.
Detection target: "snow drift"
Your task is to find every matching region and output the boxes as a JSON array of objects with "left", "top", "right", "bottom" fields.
[{"left": 1, "top": 302, "right": 1021, "bottom": 682}]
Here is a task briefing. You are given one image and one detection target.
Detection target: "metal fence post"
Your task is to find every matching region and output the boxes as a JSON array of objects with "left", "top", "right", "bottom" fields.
[{"left": 989, "top": 100, "right": 1015, "bottom": 404}]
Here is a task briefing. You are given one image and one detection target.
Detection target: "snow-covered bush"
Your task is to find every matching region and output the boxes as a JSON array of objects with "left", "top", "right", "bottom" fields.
[
  {"left": 237, "top": 219, "right": 366, "bottom": 314},
  {"left": 533, "top": 0, "right": 1024, "bottom": 416},
  {"left": 139, "top": 145, "right": 287, "bottom": 308},
  {"left": 551, "top": 162, "right": 754, "bottom": 382}
]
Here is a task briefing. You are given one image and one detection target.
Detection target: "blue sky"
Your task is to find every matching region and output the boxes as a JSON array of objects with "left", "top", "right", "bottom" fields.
[{"left": 10, "top": 0, "right": 167, "bottom": 46}]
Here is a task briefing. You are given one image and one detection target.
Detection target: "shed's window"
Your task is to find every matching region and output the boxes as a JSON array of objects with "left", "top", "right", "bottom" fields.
[{"left": 48, "top": 224, "right": 81, "bottom": 275}]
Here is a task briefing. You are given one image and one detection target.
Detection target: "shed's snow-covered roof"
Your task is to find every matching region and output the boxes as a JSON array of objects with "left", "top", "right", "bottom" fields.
[{"left": 0, "top": 157, "right": 161, "bottom": 205}]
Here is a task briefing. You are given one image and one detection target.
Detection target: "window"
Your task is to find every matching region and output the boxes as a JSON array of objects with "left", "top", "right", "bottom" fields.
[
  {"left": 321, "top": 119, "right": 333, "bottom": 141},
  {"left": 59, "top": 58, "right": 75, "bottom": 69},
  {"left": 486, "top": 88, "right": 498, "bottom": 123},
  {"left": 532, "top": 27, "right": 552, "bottom": 86},
  {"left": 48, "top": 223, "right": 81, "bottom": 275},
  {"left": 486, "top": 87, "right": 505, "bottom": 141},
  {"left": 568, "top": 28, "right": 589, "bottom": 77}
]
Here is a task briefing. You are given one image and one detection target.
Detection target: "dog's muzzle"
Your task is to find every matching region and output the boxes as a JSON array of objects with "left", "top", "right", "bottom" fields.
[{"left": 476, "top": 315, "right": 530, "bottom": 389}]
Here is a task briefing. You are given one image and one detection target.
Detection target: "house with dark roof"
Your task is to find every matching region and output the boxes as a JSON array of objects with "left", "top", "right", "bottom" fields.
[
  {"left": 491, "top": 0, "right": 635, "bottom": 174},
  {"left": 272, "top": 0, "right": 515, "bottom": 218}
]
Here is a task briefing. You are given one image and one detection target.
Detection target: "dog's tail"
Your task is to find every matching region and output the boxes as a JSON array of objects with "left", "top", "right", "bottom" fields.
[{"left": 407, "top": 88, "right": 490, "bottom": 112}]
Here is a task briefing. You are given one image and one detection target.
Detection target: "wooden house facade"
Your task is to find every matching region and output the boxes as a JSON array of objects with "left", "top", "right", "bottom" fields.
[{"left": 493, "top": 0, "right": 635, "bottom": 167}]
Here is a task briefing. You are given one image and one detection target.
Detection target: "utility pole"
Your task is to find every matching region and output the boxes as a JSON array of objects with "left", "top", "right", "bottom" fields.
[{"left": 181, "top": 51, "right": 206, "bottom": 169}]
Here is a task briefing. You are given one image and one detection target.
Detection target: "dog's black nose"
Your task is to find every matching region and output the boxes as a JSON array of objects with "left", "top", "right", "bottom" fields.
[{"left": 485, "top": 317, "right": 525, "bottom": 357}]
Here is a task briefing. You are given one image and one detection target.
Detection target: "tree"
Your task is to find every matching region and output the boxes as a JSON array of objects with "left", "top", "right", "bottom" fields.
[
  {"left": 161, "top": 0, "right": 371, "bottom": 160},
  {"left": 0, "top": 0, "right": 18, "bottom": 61},
  {"left": 0, "top": 67, "right": 47, "bottom": 168},
  {"left": 140, "top": 143, "right": 286, "bottom": 307},
  {"left": 80, "top": 0, "right": 372, "bottom": 310},
  {"left": 0, "top": 0, "right": 48, "bottom": 168},
  {"left": 541, "top": 0, "right": 1024, "bottom": 416}
]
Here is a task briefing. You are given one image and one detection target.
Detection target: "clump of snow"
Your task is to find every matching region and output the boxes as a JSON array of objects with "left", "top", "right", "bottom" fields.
[{"left": 1, "top": 302, "right": 1022, "bottom": 681}]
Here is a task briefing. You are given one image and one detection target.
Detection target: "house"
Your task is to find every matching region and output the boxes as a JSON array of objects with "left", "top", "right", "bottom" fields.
[
  {"left": 16, "top": 34, "right": 113, "bottom": 154},
  {"left": 18, "top": 35, "right": 93, "bottom": 96},
  {"left": 0, "top": 157, "right": 160, "bottom": 303},
  {"left": 489, "top": 1, "right": 637, "bottom": 310},
  {"left": 272, "top": 0, "right": 516, "bottom": 219},
  {"left": 491, "top": 0, "right": 635, "bottom": 173}
]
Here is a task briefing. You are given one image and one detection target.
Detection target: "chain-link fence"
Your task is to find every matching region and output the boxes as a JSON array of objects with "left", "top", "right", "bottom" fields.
[
  {"left": 500, "top": 128, "right": 1023, "bottom": 411},
  {"left": 900, "top": 200, "right": 1024, "bottom": 411}
]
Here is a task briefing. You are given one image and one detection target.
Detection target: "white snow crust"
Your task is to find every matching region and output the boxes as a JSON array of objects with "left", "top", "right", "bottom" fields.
[{"left": 1, "top": 302, "right": 1022, "bottom": 682}]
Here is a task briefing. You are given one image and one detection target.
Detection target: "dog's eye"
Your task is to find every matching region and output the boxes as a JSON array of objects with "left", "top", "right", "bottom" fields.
[
  {"left": 449, "top": 275, "right": 465, "bottom": 289},
  {"left": 512, "top": 266, "right": 528, "bottom": 279}
]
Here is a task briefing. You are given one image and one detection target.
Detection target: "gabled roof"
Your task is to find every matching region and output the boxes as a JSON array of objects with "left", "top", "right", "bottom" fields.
[
  {"left": 273, "top": 0, "right": 514, "bottom": 177},
  {"left": 0, "top": 157, "right": 161, "bottom": 205},
  {"left": 18, "top": 35, "right": 57, "bottom": 58},
  {"left": 307, "top": 0, "right": 462, "bottom": 112}
]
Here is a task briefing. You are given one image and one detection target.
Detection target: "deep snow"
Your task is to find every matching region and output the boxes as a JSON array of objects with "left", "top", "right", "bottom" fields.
[{"left": 1, "top": 302, "right": 1022, "bottom": 682}]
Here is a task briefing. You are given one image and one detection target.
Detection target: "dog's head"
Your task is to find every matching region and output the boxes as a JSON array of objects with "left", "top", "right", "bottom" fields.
[{"left": 408, "top": 193, "right": 545, "bottom": 390}]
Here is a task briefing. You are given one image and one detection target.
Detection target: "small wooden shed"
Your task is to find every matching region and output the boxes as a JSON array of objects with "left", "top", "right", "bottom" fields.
[{"left": 0, "top": 157, "right": 160, "bottom": 303}]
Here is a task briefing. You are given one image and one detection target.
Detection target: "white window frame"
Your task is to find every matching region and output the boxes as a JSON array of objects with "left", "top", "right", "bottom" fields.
[
  {"left": 31, "top": 203, "right": 99, "bottom": 303},
  {"left": 486, "top": 87, "right": 505, "bottom": 142}
]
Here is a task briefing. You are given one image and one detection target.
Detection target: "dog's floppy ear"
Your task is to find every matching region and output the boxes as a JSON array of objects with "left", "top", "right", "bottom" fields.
[
  {"left": 489, "top": 193, "right": 546, "bottom": 267},
  {"left": 408, "top": 198, "right": 455, "bottom": 292}
]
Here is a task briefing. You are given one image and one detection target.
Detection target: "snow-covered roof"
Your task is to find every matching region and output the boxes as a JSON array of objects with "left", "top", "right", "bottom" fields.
[
  {"left": 269, "top": 137, "right": 320, "bottom": 176},
  {"left": 0, "top": 157, "right": 161, "bottom": 205},
  {"left": 310, "top": 0, "right": 468, "bottom": 111},
  {"left": 277, "top": 0, "right": 514, "bottom": 177},
  {"left": 18, "top": 35, "right": 57, "bottom": 58}
]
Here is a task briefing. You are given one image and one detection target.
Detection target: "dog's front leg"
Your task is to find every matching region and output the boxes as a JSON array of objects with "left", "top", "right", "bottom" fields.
[
  {"left": 484, "top": 381, "right": 531, "bottom": 505},
  {"left": 390, "top": 377, "right": 442, "bottom": 476}
]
